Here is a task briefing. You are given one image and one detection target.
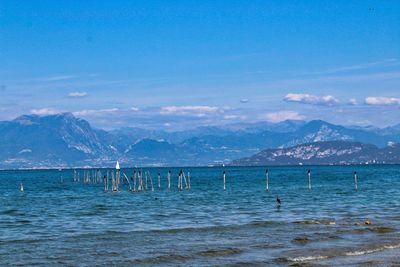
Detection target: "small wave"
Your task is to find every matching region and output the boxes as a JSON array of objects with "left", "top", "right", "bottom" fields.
[
  {"left": 293, "top": 219, "right": 336, "bottom": 225},
  {"left": 135, "top": 220, "right": 277, "bottom": 235},
  {"left": 337, "top": 226, "right": 397, "bottom": 235},
  {"left": 291, "top": 236, "right": 311, "bottom": 245},
  {"left": 135, "top": 253, "right": 191, "bottom": 264},
  {"left": 286, "top": 243, "right": 400, "bottom": 263},
  {"left": 0, "top": 209, "right": 19, "bottom": 215},
  {"left": 94, "top": 204, "right": 108, "bottom": 211},
  {"left": 373, "top": 227, "right": 397, "bottom": 234},
  {"left": 253, "top": 243, "right": 284, "bottom": 249},
  {"left": 287, "top": 255, "right": 329, "bottom": 262},
  {"left": 0, "top": 237, "right": 46, "bottom": 245},
  {"left": 249, "top": 220, "right": 275, "bottom": 227},
  {"left": 344, "top": 244, "right": 400, "bottom": 256},
  {"left": 16, "top": 219, "right": 32, "bottom": 224},
  {"left": 196, "top": 247, "right": 242, "bottom": 257}
]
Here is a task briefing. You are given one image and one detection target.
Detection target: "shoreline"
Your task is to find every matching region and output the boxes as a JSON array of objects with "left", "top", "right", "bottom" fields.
[{"left": 1, "top": 163, "right": 400, "bottom": 172}]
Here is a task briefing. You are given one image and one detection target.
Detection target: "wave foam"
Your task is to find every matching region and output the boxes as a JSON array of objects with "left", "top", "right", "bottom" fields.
[
  {"left": 345, "top": 244, "right": 400, "bottom": 256},
  {"left": 287, "top": 243, "right": 400, "bottom": 262},
  {"left": 288, "top": 255, "right": 328, "bottom": 262}
]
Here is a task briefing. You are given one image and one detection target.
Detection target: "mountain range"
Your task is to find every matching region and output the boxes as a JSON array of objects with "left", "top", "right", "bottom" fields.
[
  {"left": 230, "top": 141, "right": 400, "bottom": 166},
  {"left": 0, "top": 113, "right": 399, "bottom": 168}
]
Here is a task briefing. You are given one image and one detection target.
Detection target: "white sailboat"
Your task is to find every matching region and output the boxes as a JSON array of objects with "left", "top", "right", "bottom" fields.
[{"left": 116, "top": 161, "right": 120, "bottom": 170}]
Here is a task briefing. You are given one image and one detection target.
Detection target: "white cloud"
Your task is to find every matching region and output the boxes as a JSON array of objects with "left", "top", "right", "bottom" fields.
[
  {"left": 284, "top": 93, "right": 339, "bottom": 105},
  {"left": 130, "top": 107, "right": 140, "bottom": 111},
  {"left": 160, "top": 106, "right": 221, "bottom": 116},
  {"left": 67, "top": 91, "right": 88, "bottom": 98},
  {"left": 240, "top": 98, "right": 249, "bottom": 103},
  {"left": 30, "top": 108, "right": 60, "bottom": 116},
  {"left": 73, "top": 108, "right": 119, "bottom": 116},
  {"left": 365, "top": 96, "right": 400, "bottom": 105},
  {"left": 264, "top": 111, "right": 305, "bottom": 122},
  {"left": 348, "top": 98, "right": 358, "bottom": 105},
  {"left": 224, "top": 115, "right": 238, "bottom": 120},
  {"left": 223, "top": 115, "right": 246, "bottom": 120}
]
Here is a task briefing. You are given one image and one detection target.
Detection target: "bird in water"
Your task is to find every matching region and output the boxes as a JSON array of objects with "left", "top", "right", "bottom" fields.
[{"left": 276, "top": 196, "right": 281, "bottom": 207}]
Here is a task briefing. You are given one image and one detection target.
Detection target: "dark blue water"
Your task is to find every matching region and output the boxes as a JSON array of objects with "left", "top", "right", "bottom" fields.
[{"left": 1, "top": 166, "right": 399, "bottom": 266}]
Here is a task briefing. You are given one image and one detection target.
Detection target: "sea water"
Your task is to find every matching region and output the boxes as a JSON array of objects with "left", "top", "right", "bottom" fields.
[{"left": 1, "top": 165, "right": 399, "bottom": 266}]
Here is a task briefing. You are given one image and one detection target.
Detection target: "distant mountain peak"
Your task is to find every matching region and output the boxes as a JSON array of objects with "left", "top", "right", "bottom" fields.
[
  {"left": 13, "top": 115, "right": 36, "bottom": 125},
  {"left": 13, "top": 112, "right": 76, "bottom": 123}
]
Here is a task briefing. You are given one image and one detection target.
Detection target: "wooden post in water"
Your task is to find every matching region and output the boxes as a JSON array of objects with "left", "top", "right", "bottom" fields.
[
  {"left": 123, "top": 173, "right": 132, "bottom": 191},
  {"left": 148, "top": 172, "right": 154, "bottom": 192},
  {"left": 168, "top": 170, "right": 171, "bottom": 191},
  {"left": 187, "top": 171, "right": 191, "bottom": 190},
  {"left": 145, "top": 172, "right": 148, "bottom": 190},
  {"left": 111, "top": 171, "right": 115, "bottom": 191},
  {"left": 138, "top": 171, "right": 142, "bottom": 191},
  {"left": 178, "top": 171, "right": 183, "bottom": 190},
  {"left": 182, "top": 171, "right": 188, "bottom": 190},
  {"left": 177, "top": 172, "right": 180, "bottom": 190},
  {"left": 266, "top": 169, "right": 269, "bottom": 192},
  {"left": 354, "top": 171, "right": 358, "bottom": 191},
  {"left": 223, "top": 171, "right": 226, "bottom": 190},
  {"left": 308, "top": 169, "right": 311, "bottom": 190},
  {"left": 133, "top": 171, "right": 137, "bottom": 192},
  {"left": 116, "top": 161, "right": 121, "bottom": 191},
  {"left": 138, "top": 171, "right": 144, "bottom": 191}
]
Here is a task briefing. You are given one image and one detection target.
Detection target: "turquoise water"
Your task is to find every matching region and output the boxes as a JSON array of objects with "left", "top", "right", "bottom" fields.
[{"left": 1, "top": 165, "right": 400, "bottom": 266}]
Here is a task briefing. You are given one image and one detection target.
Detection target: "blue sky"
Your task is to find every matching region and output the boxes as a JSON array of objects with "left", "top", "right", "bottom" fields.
[{"left": 0, "top": 0, "right": 399, "bottom": 130}]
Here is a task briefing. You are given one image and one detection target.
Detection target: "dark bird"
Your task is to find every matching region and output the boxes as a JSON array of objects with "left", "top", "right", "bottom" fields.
[{"left": 276, "top": 196, "right": 281, "bottom": 205}]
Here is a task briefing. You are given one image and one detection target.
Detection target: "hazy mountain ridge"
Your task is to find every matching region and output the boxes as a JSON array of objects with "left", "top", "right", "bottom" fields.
[
  {"left": 0, "top": 113, "right": 399, "bottom": 168},
  {"left": 230, "top": 141, "right": 400, "bottom": 166}
]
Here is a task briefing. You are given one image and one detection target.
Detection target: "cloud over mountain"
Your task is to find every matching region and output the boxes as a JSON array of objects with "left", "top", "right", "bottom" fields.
[
  {"left": 30, "top": 108, "right": 60, "bottom": 116},
  {"left": 284, "top": 93, "right": 339, "bottom": 105},
  {"left": 264, "top": 111, "right": 304, "bottom": 122},
  {"left": 72, "top": 108, "right": 120, "bottom": 117},
  {"left": 160, "top": 106, "right": 222, "bottom": 116},
  {"left": 365, "top": 96, "right": 400, "bottom": 105}
]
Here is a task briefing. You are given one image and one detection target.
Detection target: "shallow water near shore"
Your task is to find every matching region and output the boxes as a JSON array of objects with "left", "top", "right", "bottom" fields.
[{"left": 1, "top": 165, "right": 399, "bottom": 266}]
